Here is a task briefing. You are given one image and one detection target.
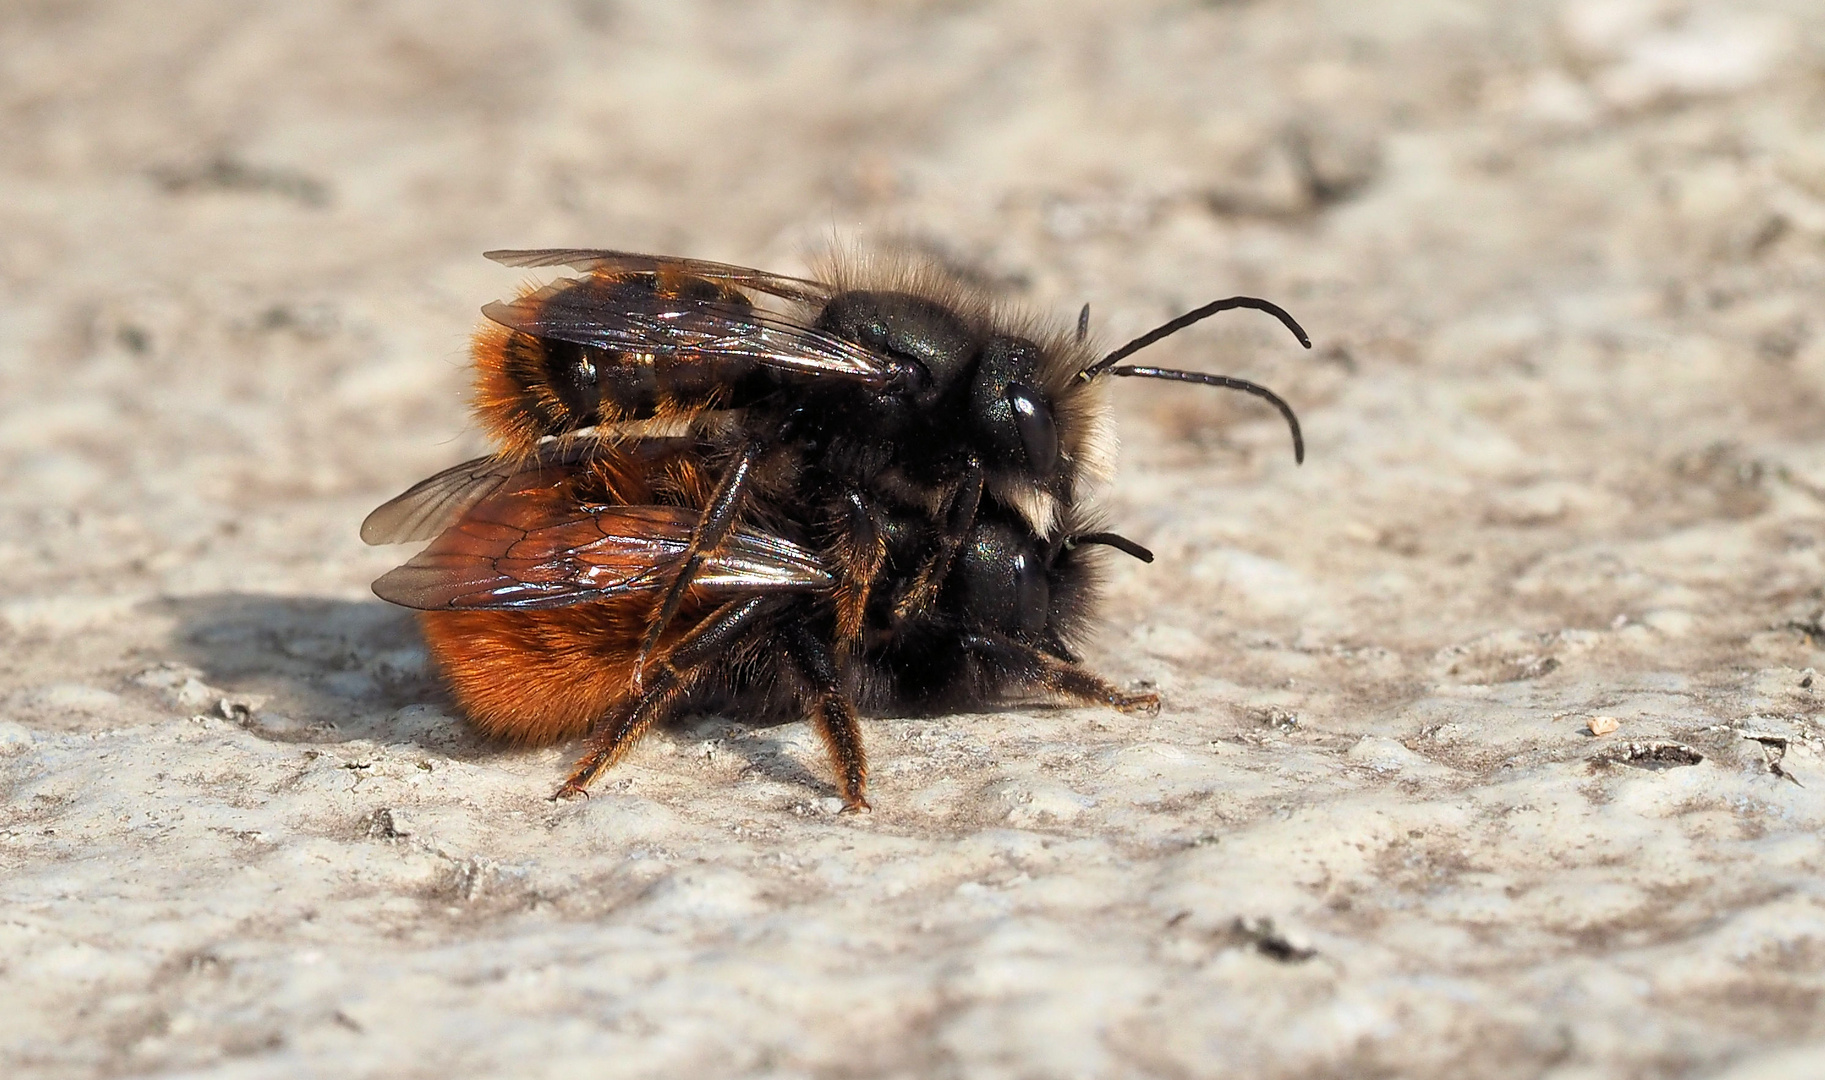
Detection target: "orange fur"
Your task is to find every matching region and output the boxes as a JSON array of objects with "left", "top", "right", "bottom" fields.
[
  {"left": 420, "top": 597, "right": 720, "bottom": 745},
  {"left": 470, "top": 275, "right": 747, "bottom": 458},
  {"left": 418, "top": 440, "right": 725, "bottom": 746},
  {"left": 471, "top": 322, "right": 565, "bottom": 456},
  {"left": 417, "top": 250, "right": 1140, "bottom": 798}
]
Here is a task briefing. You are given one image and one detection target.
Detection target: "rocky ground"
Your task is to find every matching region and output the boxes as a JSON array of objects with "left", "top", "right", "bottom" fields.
[{"left": 4, "top": 1, "right": 1825, "bottom": 1077}]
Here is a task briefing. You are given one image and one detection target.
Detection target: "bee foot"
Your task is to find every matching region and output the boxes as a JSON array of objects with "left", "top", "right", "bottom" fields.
[
  {"left": 1113, "top": 692, "right": 1162, "bottom": 717},
  {"left": 550, "top": 781, "right": 591, "bottom": 802},
  {"left": 839, "top": 796, "right": 872, "bottom": 815}
]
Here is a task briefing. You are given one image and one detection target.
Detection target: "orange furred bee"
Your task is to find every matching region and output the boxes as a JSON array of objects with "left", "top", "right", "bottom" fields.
[{"left": 363, "top": 248, "right": 1310, "bottom": 810}]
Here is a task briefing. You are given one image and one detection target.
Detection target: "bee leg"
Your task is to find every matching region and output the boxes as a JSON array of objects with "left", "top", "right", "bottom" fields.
[
  {"left": 891, "top": 460, "right": 984, "bottom": 621},
  {"left": 960, "top": 632, "right": 1162, "bottom": 716},
  {"left": 633, "top": 439, "right": 764, "bottom": 683},
  {"left": 557, "top": 595, "right": 778, "bottom": 799},
  {"left": 786, "top": 624, "right": 869, "bottom": 812},
  {"left": 833, "top": 491, "right": 887, "bottom": 648}
]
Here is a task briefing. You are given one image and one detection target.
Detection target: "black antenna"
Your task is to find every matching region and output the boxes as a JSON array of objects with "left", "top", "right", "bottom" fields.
[
  {"left": 1076, "top": 303, "right": 1091, "bottom": 344},
  {"left": 1069, "top": 532, "right": 1155, "bottom": 563},
  {"left": 1114, "top": 368, "right": 1304, "bottom": 464},
  {"left": 1083, "top": 296, "right": 1311, "bottom": 376},
  {"left": 1079, "top": 296, "right": 1312, "bottom": 465}
]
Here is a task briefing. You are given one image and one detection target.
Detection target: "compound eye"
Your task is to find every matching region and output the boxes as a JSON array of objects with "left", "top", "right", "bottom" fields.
[
  {"left": 1005, "top": 382, "right": 1058, "bottom": 476},
  {"left": 1011, "top": 547, "right": 1049, "bottom": 636},
  {"left": 955, "top": 521, "right": 1051, "bottom": 637}
]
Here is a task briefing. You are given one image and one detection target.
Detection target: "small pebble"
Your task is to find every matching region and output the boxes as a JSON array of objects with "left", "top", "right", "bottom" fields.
[{"left": 1588, "top": 716, "right": 1620, "bottom": 736}]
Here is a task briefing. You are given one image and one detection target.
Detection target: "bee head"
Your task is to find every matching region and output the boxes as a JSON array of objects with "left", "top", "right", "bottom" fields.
[
  {"left": 951, "top": 517, "right": 1051, "bottom": 638},
  {"left": 948, "top": 512, "right": 1152, "bottom": 652},
  {"left": 969, "top": 335, "right": 1059, "bottom": 479},
  {"left": 817, "top": 290, "right": 1072, "bottom": 482}
]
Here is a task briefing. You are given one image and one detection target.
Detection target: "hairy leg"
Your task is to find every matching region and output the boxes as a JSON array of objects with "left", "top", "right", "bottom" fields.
[
  {"left": 787, "top": 623, "right": 870, "bottom": 811},
  {"left": 632, "top": 439, "right": 764, "bottom": 682},
  {"left": 558, "top": 594, "right": 778, "bottom": 798},
  {"left": 831, "top": 490, "right": 887, "bottom": 647},
  {"left": 960, "top": 631, "right": 1161, "bottom": 715},
  {"left": 891, "top": 460, "right": 984, "bottom": 622}
]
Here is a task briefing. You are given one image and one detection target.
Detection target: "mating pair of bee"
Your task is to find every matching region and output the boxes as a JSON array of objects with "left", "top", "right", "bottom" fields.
[{"left": 363, "top": 248, "right": 1308, "bottom": 810}]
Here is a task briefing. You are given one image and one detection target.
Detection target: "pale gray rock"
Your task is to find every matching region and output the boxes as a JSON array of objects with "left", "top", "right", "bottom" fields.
[{"left": 4, "top": 1, "right": 1825, "bottom": 1077}]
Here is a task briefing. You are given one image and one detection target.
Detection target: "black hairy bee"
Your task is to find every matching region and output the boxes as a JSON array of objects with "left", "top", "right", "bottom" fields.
[{"left": 361, "top": 248, "right": 1309, "bottom": 810}]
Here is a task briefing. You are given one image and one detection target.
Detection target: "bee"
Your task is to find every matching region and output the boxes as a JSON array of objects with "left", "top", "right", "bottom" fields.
[{"left": 362, "top": 248, "right": 1309, "bottom": 810}]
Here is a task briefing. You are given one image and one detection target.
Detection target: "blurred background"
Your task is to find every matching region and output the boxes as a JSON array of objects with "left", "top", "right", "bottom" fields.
[
  {"left": 5, "top": 2, "right": 1825, "bottom": 1077},
  {"left": 5, "top": 1, "right": 1823, "bottom": 640}
]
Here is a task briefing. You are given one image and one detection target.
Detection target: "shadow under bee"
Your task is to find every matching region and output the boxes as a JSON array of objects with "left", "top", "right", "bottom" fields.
[
  {"left": 148, "top": 593, "right": 849, "bottom": 783},
  {"left": 148, "top": 593, "right": 477, "bottom": 752},
  {"left": 657, "top": 713, "right": 835, "bottom": 801}
]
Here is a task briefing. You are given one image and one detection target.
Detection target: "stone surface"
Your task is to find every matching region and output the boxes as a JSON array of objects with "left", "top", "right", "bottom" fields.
[{"left": 4, "top": 1, "right": 1825, "bottom": 1077}]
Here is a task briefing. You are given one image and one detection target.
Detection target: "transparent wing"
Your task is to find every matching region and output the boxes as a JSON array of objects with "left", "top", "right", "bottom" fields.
[
  {"left": 370, "top": 465, "right": 833, "bottom": 611},
  {"left": 483, "top": 249, "right": 832, "bottom": 303},
  {"left": 359, "top": 437, "right": 693, "bottom": 546},
  {"left": 480, "top": 273, "right": 895, "bottom": 386}
]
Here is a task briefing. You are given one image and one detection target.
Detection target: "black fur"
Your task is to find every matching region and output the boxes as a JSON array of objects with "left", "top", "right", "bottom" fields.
[{"left": 370, "top": 248, "right": 1304, "bottom": 805}]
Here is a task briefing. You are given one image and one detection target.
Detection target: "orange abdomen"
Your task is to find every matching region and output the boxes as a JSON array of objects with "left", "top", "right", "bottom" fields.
[{"left": 420, "top": 603, "right": 648, "bottom": 745}]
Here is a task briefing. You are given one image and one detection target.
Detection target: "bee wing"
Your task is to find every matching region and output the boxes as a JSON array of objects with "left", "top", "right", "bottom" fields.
[
  {"left": 483, "top": 249, "right": 831, "bottom": 303},
  {"left": 359, "top": 445, "right": 577, "bottom": 547},
  {"left": 480, "top": 272, "right": 898, "bottom": 387},
  {"left": 358, "top": 437, "right": 696, "bottom": 546},
  {"left": 371, "top": 469, "right": 833, "bottom": 611}
]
